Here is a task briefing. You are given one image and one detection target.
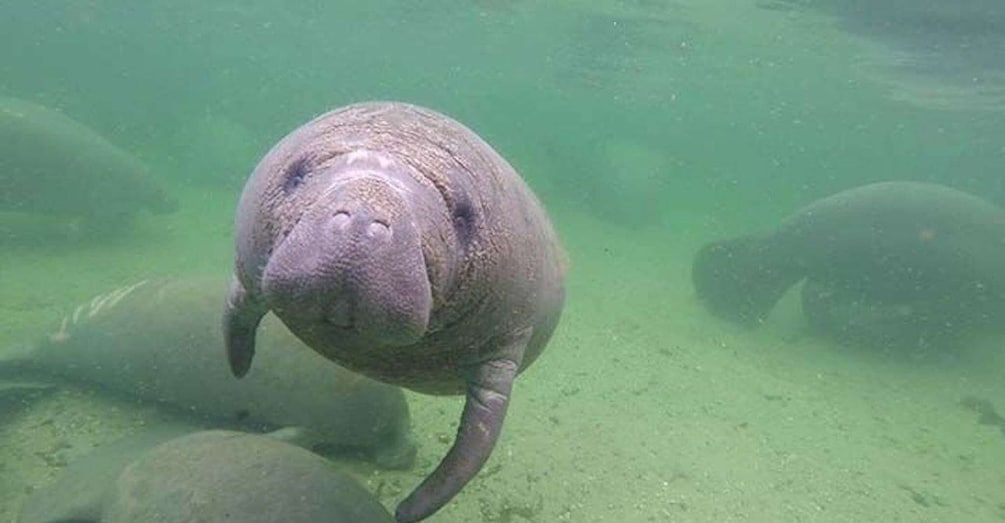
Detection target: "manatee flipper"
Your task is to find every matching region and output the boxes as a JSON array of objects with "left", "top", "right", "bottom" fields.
[
  {"left": 692, "top": 235, "right": 804, "bottom": 325},
  {"left": 223, "top": 274, "right": 267, "bottom": 377},
  {"left": 394, "top": 329, "right": 530, "bottom": 523}
]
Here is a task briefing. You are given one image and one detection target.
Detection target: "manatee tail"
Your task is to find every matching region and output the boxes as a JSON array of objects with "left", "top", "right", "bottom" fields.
[{"left": 692, "top": 234, "right": 804, "bottom": 325}]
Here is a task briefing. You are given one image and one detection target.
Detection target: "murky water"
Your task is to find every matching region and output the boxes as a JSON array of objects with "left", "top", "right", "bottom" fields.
[{"left": 2, "top": 1, "right": 1004, "bottom": 521}]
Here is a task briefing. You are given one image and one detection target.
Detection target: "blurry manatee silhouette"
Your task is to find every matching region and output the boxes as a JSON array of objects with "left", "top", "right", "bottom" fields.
[
  {"left": 799, "top": 278, "right": 1000, "bottom": 348},
  {"left": 759, "top": 0, "right": 1005, "bottom": 111},
  {"left": 0, "top": 96, "right": 177, "bottom": 225},
  {"left": 18, "top": 424, "right": 197, "bottom": 523},
  {"left": 225, "top": 102, "right": 566, "bottom": 522},
  {"left": 19, "top": 429, "right": 394, "bottom": 523},
  {"left": 0, "top": 277, "right": 415, "bottom": 469},
  {"left": 693, "top": 181, "right": 1005, "bottom": 345}
]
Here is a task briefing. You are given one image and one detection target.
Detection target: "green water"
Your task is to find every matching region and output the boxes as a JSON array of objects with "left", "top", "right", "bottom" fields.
[{"left": 2, "top": 1, "right": 1004, "bottom": 521}]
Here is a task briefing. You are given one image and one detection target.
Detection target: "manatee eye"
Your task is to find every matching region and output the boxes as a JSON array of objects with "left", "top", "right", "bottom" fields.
[
  {"left": 282, "top": 158, "right": 311, "bottom": 193},
  {"left": 452, "top": 200, "right": 475, "bottom": 245}
]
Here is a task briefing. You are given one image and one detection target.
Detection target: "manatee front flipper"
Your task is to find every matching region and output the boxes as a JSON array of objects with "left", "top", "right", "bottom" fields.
[
  {"left": 222, "top": 274, "right": 268, "bottom": 378},
  {"left": 394, "top": 330, "right": 530, "bottom": 523}
]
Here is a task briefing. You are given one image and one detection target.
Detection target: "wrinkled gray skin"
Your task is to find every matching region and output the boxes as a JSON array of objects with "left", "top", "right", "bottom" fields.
[
  {"left": 693, "top": 181, "right": 1005, "bottom": 342},
  {"left": 225, "top": 101, "right": 566, "bottom": 522},
  {"left": 0, "top": 96, "right": 177, "bottom": 221},
  {"left": 23, "top": 429, "right": 394, "bottom": 523},
  {"left": 1, "top": 277, "right": 415, "bottom": 469}
]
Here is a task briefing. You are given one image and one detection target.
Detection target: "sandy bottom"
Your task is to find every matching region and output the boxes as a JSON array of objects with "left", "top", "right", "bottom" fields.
[{"left": 2, "top": 187, "right": 1004, "bottom": 522}]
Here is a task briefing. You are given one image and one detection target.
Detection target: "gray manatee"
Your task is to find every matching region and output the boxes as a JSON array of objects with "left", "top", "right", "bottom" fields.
[
  {"left": 23, "top": 429, "right": 394, "bottom": 523},
  {"left": 799, "top": 277, "right": 1000, "bottom": 348},
  {"left": 225, "top": 101, "right": 567, "bottom": 522},
  {"left": 0, "top": 96, "right": 177, "bottom": 222},
  {"left": 18, "top": 424, "right": 197, "bottom": 523},
  {"left": 693, "top": 181, "right": 1005, "bottom": 343},
  {"left": 104, "top": 430, "right": 394, "bottom": 522},
  {"left": 1, "top": 277, "right": 415, "bottom": 469}
]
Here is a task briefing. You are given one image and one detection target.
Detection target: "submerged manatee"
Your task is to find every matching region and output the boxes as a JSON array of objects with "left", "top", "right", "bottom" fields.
[
  {"left": 799, "top": 277, "right": 1001, "bottom": 348},
  {"left": 1, "top": 277, "right": 415, "bottom": 469},
  {"left": 105, "top": 431, "right": 394, "bottom": 522},
  {"left": 225, "top": 101, "right": 566, "bottom": 521},
  {"left": 0, "top": 96, "right": 177, "bottom": 221},
  {"left": 22, "top": 429, "right": 394, "bottom": 523},
  {"left": 18, "top": 424, "right": 197, "bottom": 523},
  {"left": 693, "top": 181, "right": 1005, "bottom": 343}
]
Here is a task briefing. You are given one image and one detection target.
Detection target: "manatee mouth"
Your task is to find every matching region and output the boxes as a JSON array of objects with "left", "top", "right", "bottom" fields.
[
  {"left": 324, "top": 317, "right": 354, "bottom": 329},
  {"left": 323, "top": 299, "right": 354, "bottom": 330}
]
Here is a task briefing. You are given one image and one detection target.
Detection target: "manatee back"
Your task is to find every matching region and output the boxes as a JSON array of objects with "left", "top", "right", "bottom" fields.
[
  {"left": 103, "top": 430, "right": 394, "bottom": 523},
  {"left": 17, "top": 424, "right": 196, "bottom": 523},
  {"left": 18, "top": 277, "right": 412, "bottom": 460},
  {"left": 778, "top": 181, "right": 1005, "bottom": 301}
]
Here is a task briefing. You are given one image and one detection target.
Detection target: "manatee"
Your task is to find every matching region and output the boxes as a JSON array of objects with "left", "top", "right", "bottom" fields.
[
  {"left": 693, "top": 181, "right": 1005, "bottom": 344},
  {"left": 18, "top": 424, "right": 197, "bottom": 523},
  {"left": 0, "top": 277, "right": 415, "bottom": 469},
  {"left": 799, "top": 278, "right": 1000, "bottom": 348},
  {"left": 224, "top": 101, "right": 566, "bottom": 521},
  {"left": 0, "top": 96, "right": 177, "bottom": 222},
  {"left": 22, "top": 429, "right": 394, "bottom": 523}
]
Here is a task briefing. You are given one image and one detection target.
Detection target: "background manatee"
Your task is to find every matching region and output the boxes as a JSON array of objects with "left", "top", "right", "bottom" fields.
[
  {"left": 799, "top": 278, "right": 1000, "bottom": 349},
  {"left": 0, "top": 96, "right": 177, "bottom": 223},
  {"left": 1, "top": 277, "right": 415, "bottom": 469},
  {"left": 105, "top": 431, "right": 394, "bottom": 522},
  {"left": 23, "top": 429, "right": 394, "bottom": 523},
  {"left": 693, "top": 181, "right": 1005, "bottom": 345},
  {"left": 18, "top": 424, "right": 196, "bottom": 523},
  {"left": 225, "top": 101, "right": 566, "bottom": 521}
]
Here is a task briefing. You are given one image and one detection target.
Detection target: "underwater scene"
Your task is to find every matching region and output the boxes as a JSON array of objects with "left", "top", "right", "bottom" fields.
[{"left": 1, "top": 1, "right": 1004, "bottom": 521}]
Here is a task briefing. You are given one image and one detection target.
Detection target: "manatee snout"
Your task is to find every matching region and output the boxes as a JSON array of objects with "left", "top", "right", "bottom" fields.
[{"left": 262, "top": 171, "right": 433, "bottom": 347}]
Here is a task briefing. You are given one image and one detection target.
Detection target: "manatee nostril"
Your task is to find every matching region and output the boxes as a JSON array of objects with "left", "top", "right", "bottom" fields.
[
  {"left": 332, "top": 211, "right": 351, "bottom": 230},
  {"left": 368, "top": 220, "right": 390, "bottom": 238}
]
